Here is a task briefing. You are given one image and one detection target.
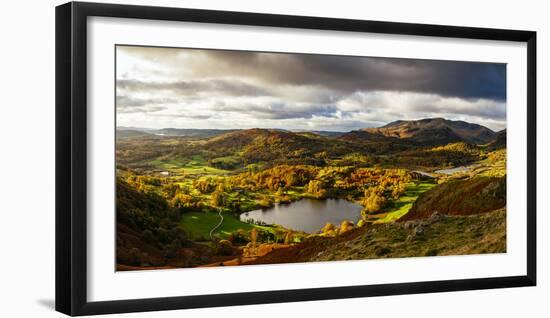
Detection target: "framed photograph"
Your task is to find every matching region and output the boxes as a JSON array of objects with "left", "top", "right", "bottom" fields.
[{"left": 55, "top": 1, "right": 536, "bottom": 316}]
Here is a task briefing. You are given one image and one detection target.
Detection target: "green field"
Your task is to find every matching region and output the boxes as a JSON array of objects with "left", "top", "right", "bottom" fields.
[
  {"left": 371, "top": 181, "right": 436, "bottom": 224},
  {"left": 147, "top": 155, "right": 230, "bottom": 175},
  {"left": 147, "top": 157, "right": 188, "bottom": 170},
  {"left": 180, "top": 211, "right": 274, "bottom": 240}
]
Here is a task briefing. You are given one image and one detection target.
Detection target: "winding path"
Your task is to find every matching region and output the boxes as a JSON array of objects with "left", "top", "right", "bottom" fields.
[{"left": 209, "top": 209, "right": 224, "bottom": 241}]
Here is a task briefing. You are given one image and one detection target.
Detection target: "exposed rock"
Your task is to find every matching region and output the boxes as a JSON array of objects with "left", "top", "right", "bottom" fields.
[
  {"left": 414, "top": 225, "right": 425, "bottom": 236},
  {"left": 430, "top": 211, "right": 447, "bottom": 222}
]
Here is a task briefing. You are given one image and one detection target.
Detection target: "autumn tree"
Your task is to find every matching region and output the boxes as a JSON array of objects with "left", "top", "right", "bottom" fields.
[
  {"left": 306, "top": 180, "right": 327, "bottom": 198},
  {"left": 171, "top": 193, "right": 195, "bottom": 210},
  {"left": 210, "top": 190, "right": 226, "bottom": 207},
  {"left": 339, "top": 220, "right": 354, "bottom": 234},
  {"left": 391, "top": 182, "right": 406, "bottom": 199},
  {"left": 250, "top": 228, "right": 258, "bottom": 248},
  {"left": 361, "top": 187, "right": 387, "bottom": 213}
]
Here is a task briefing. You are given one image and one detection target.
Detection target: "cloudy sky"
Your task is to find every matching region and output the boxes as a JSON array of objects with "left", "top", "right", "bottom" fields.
[{"left": 116, "top": 45, "right": 506, "bottom": 132}]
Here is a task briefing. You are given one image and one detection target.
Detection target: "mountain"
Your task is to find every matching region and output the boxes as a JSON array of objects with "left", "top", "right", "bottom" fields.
[
  {"left": 116, "top": 127, "right": 237, "bottom": 139},
  {"left": 290, "top": 130, "right": 345, "bottom": 138},
  {"left": 354, "top": 118, "right": 496, "bottom": 145},
  {"left": 116, "top": 129, "right": 153, "bottom": 139},
  {"left": 204, "top": 128, "right": 275, "bottom": 150},
  {"left": 487, "top": 129, "right": 506, "bottom": 149},
  {"left": 339, "top": 129, "right": 399, "bottom": 143},
  {"left": 155, "top": 128, "right": 237, "bottom": 138}
]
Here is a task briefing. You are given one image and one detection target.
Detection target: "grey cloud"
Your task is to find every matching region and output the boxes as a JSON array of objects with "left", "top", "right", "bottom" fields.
[
  {"left": 149, "top": 113, "right": 213, "bottom": 120},
  {"left": 117, "top": 105, "right": 167, "bottom": 114},
  {"left": 116, "top": 46, "right": 506, "bottom": 131},
  {"left": 195, "top": 50, "right": 506, "bottom": 101},
  {"left": 118, "top": 46, "right": 506, "bottom": 101},
  {"left": 409, "top": 99, "right": 506, "bottom": 120},
  {"left": 116, "top": 95, "right": 177, "bottom": 108},
  {"left": 210, "top": 101, "right": 339, "bottom": 120},
  {"left": 117, "top": 79, "right": 269, "bottom": 97}
]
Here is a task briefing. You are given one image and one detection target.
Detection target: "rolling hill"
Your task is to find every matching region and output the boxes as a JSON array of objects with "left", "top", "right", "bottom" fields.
[
  {"left": 487, "top": 129, "right": 506, "bottom": 149},
  {"left": 400, "top": 176, "right": 506, "bottom": 221},
  {"left": 116, "top": 118, "right": 499, "bottom": 169},
  {"left": 156, "top": 128, "right": 237, "bottom": 138},
  {"left": 204, "top": 128, "right": 362, "bottom": 164},
  {"left": 355, "top": 118, "right": 496, "bottom": 145},
  {"left": 116, "top": 129, "right": 153, "bottom": 139}
]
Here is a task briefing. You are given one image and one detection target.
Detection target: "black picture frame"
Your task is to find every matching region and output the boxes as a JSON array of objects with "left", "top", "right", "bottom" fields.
[{"left": 55, "top": 1, "right": 537, "bottom": 316}]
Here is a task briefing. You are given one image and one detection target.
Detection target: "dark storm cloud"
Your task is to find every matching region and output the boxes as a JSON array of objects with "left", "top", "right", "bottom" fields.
[
  {"left": 116, "top": 46, "right": 507, "bottom": 131},
  {"left": 117, "top": 78, "right": 269, "bottom": 97},
  {"left": 199, "top": 51, "right": 506, "bottom": 101}
]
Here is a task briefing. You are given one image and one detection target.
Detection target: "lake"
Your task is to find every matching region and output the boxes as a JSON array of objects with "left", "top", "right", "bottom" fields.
[{"left": 240, "top": 198, "right": 363, "bottom": 233}]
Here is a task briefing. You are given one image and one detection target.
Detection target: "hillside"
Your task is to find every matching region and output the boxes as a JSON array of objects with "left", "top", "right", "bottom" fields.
[
  {"left": 204, "top": 128, "right": 275, "bottom": 150},
  {"left": 339, "top": 129, "right": 400, "bottom": 143},
  {"left": 156, "top": 128, "right": 236, "bottom": 138},
  {"left": 116, "top": 119, "right": 500, "bottom": 174},
  {"left": 116, "top": 129, "right": 153, "bottom": 139},
  {"left": 487, "top": 129, "right": 506, "bottom": 150},
  {"left": 250, "top": 208, "right": 506, "bottom": 264},
  {"left": 204, "top": 128, "right": 363, "bottom": 164},
  {"left": 358, "top": 118, "right": 495, "bottom": 145},
  {"left": 116, "top": 178, "right": 200, "bottom": 268},
  {"left": 400, "top": 176, "right": 506, "bottom": 221}
]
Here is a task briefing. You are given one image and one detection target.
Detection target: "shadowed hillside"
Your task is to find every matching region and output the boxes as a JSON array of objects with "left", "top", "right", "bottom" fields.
[
  {"left": 400, "top": 176, "right": 506, "bottom": 221},
  {"left": 487, "top": 129, "right": 507, "bottom": 150},
  {"left": 358, "top": 118, "right": 496, "bottom": 145},
  {"left": 116, "top": 178, "right": 202, "bottom": 268},
  {"left": 204, "top": 128, "right": 364, "bottom": 164}
]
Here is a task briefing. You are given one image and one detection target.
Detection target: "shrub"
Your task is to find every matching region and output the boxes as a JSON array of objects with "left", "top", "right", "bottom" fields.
[
  {"left": 340, "top": 220, "right": 354, "bottom": 234},
  {"left": 128, "top": 247, "right": 142, "bottom": 266},
  {"left": 361, "top": 188, "right": 388, "bottom": 213},
  {"left": 230, "top": 229, "right": 249, "bottom": 244},
  {"left": 322, "top": 222, "right": 335, "bottom": 234},
  {"left": 217, "top": 240, "right": 234, "bottom": 256},
  {"left": 141, "top": 229, "right": 155, "bottom": 245},
  {"left": 284, "top": 231, "right": 293, "bottom": 245}
]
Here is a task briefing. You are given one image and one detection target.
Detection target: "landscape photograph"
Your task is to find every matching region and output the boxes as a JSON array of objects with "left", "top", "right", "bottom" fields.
[{"left": 115, "top": 45, "right": 507, "bottom": 271}]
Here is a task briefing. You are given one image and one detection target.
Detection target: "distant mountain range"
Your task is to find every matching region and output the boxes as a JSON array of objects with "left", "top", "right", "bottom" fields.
[
  {"left": 117, "top": 127, "right": 238, "bottom": 139},
  {"left": 117, "top": 118, "right": 504, "bottom": 146}
]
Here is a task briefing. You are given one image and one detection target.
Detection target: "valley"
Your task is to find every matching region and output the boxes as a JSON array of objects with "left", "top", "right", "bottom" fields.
[{"left": 115, "top": 118, "right": 507, "bottom": 270}]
